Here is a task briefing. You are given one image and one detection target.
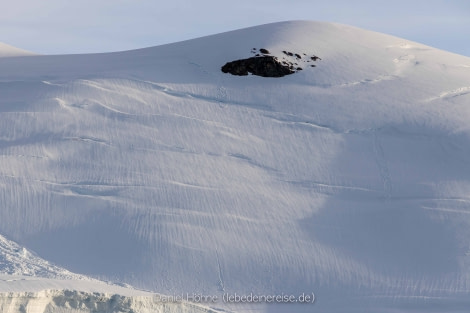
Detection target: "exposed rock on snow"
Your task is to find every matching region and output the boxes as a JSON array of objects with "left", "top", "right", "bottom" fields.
[
  {"left": 259, "top": 48, "right": 270, "bottom": 54},
  {"left": 1, "top": 20, "right": 470, "bottom": 313},
  {"left": 223, "top": 48, "right": 321, "bottom": 77},
  {"left": 221, "top": 55, "right": 294, "bottom": 77}
]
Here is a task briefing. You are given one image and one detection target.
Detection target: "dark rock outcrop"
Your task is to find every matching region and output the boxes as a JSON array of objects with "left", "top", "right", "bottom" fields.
[
  {"left": 259, "top": 48, "right": 270, "bottom": 54},
  {"left": 221, "top": 56, "right": 295, "bottom": 77},
  {"left": 221, "top": 48, "right": 321, "bottom": 78}
]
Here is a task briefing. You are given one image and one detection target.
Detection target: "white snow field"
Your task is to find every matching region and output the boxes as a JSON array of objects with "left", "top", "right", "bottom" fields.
[
  {"left": 0, "top": 276, "right": 219, "bottom": 313},
  {"left": 1, "top": 20, "right": 470, "bottom": 312},
  {"left": 0, "top": 236, "right": 217, "bottom": 313},
  {"left": 0, "top": 234, "right": 91, "bottom": 280}
]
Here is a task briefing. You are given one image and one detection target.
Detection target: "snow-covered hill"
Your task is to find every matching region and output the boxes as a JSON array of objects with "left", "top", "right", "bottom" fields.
[
  {"left": 1, "top": 21, "right": 470, "bottom": 312},
  {"left": 0, "top": 42, "right": 36, "bottom": 58}
]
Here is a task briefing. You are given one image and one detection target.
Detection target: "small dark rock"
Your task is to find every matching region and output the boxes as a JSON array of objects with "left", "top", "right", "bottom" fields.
[
  {"left": 259, "top": 48, "right": 270, "bottom": 54},
  {"left": 297, "top": 67, "right": 303, "bottom": 71},
  {"left": 295, "top": 53, "right": 302, "bottom": 59}
]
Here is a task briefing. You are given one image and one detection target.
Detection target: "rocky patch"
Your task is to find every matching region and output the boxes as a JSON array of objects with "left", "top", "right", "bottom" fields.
[
  {"left": 222, "top": 48, "right": 321, "bottom": 77},
  {"left": 221, "top": 56, "right": 294, "bottom": 77}
]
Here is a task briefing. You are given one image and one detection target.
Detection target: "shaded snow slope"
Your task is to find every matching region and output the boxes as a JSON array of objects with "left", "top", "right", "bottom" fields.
[
  {"left": 1, "top": 21, "right": 470, "bottom": 312},
  {"left": 0, "top": 235, "right": 90, "bottom": 280}
]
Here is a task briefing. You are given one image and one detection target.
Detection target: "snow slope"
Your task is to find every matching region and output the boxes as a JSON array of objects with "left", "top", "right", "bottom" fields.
[
  {"left": 0, "top": 234, "right": 91, "bottom": 280},
  {"left": 1, "top": 21, "right": 470, "bottom": 312},
  {"left": 0, "top": 236, "right": 217, "bottom": 313},
  {"left": 0, "top": 42, "right": 36, "bottom": 57},
  {"left": 0, "top": 276, "right": 220, "bottom": 313}
]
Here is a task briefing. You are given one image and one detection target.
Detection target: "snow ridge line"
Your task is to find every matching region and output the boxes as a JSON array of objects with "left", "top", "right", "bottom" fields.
[
  {"left": 425, "top": 86, "right": 470, "bottom": 102},
  {"left": 0, "top": 234, "right": 90, "bottom": 280}
]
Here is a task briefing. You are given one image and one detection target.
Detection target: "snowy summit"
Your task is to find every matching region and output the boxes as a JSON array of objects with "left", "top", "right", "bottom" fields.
[{"left": 1, "top": 21, "right": 470, "bottom": 313}]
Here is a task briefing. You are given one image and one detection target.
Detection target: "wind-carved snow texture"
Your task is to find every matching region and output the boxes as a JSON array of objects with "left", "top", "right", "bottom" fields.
[
  {"left": 0, "top": 278, "right": 222, "bottom": 313},
  {"left": 0, "top": 235, "right": 89, "bottom": 280},
  {"left": 1, "top": 21, "right": 470, "bottom": 313},
  {"left": 373, "top": 130, "right": 392, "bottom": 201},
  {"left": 426, "top": 86, "right": 470, "bottom": 102},
  {"left": 0, "top": 290, "right": 218, "bottom": 313}
]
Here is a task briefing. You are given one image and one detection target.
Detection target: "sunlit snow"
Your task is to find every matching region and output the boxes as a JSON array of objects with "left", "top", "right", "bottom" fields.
[{"left": 1, "top": 21, "right": 470, "bottom": 312}]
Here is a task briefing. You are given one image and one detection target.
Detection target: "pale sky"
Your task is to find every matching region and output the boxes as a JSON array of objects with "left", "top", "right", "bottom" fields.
[{"left": 0, "top": 0, "right": 469, "bottom": 56}]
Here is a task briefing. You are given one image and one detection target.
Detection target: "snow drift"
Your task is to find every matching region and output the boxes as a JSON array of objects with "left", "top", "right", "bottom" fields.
[
  {"left": 1, "top": 21, "right": 470, "bottom": 312},
  {"left": 0, "top": 276, "right": 218, "bottom": 313}
]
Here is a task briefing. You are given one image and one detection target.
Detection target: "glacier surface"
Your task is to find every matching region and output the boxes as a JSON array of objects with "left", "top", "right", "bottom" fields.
[{"left": 1, "top": 21, "right": 470, "bottom": 312}]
